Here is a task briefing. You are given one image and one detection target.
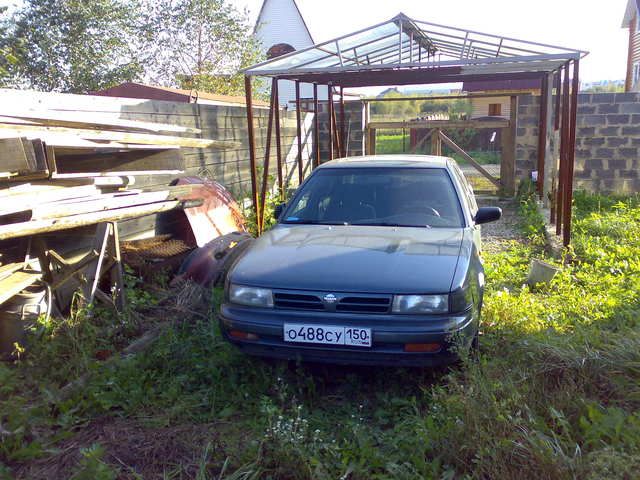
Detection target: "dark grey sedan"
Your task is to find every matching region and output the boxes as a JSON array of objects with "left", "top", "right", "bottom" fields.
[{"left": 219, "top": 156, "right": 501, "bottom": 366}]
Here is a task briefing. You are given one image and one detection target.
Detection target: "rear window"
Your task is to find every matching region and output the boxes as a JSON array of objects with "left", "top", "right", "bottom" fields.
[{"left": 282, "top": 167, "right": 464, "bottom": 228}]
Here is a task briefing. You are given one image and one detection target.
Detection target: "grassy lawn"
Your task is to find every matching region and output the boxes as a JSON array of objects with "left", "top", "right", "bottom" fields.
[{"left": 1, "top": 190, "right": 640, "bottom": 479}]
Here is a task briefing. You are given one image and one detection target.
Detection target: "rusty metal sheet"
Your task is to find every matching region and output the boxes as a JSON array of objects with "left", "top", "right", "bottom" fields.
[{"left": 176, "top": 177, "right": 246, "bottom": 247}]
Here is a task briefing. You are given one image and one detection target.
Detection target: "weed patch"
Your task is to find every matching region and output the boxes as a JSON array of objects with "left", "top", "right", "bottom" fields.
[{"left": 1, "top": 190, "right": 639, "bottom": 479}]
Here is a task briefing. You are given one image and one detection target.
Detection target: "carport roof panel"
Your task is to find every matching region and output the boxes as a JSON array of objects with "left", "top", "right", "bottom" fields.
[{"left": 244, "top": 13, "right": 587, "bottom": 78}]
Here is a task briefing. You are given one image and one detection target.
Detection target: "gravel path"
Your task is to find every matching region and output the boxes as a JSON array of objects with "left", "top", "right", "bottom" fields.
[{"left": 476, "top": 196, "right": 524, "bottom": 254}]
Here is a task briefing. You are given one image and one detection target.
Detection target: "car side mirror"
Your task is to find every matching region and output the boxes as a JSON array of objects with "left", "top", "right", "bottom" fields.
[
  {"left": 274, "top": 202, "right": 286, "bottom": 219},
  {"left": 475, "top": 207, "right": 502, "bottom": 225}
]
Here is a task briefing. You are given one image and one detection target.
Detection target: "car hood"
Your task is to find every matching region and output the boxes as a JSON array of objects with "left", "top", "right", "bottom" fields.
[{"left": 229, "top": 225, "right": 466, "bottom": 294}]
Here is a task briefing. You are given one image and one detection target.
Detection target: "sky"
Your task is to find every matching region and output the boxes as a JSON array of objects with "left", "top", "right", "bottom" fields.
[
  {"left": 1, "top": 0, "right": 631, "bottom": 88},
  {"left": 234, "top": 0, "right": 631, "bottom": 86}
]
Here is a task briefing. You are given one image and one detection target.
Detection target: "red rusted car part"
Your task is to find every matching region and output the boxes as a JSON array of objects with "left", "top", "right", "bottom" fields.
[
  {"left": 174, "top": 232, "right": 253, "bottom": 287},
  {"left": 176, "top": 177, "right": 246, "bottom": 247}
]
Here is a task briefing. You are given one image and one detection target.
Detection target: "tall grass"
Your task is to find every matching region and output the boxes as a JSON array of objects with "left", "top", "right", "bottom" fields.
[{"left": 1, "top": 191, "right": 639, "bottom": 479}]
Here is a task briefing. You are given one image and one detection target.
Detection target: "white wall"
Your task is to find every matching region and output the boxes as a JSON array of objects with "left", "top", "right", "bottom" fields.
[
  {"left": 470, "top": 96, "right": 510, "bottom": 119},
  {"left": 254, "top": 0, "right": 327, "bottom": 106}
]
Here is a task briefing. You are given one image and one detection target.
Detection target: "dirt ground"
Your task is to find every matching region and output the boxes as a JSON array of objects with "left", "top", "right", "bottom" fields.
[
  {"left": 15, "top": 417, "right": 241, "bottom": 479},
  {"left": 477, "top": 196, "right": 523, "bottom": 254}
]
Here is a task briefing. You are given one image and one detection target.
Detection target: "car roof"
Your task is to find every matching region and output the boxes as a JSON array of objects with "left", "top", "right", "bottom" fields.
[{"left": 316, "top": 155, "right": 452, "bottom": 169}]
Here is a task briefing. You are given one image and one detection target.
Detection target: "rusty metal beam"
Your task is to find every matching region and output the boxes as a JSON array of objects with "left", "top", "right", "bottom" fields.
[
  {"left": 273, "top": 79, "right": 283, "bottom": 198},
  {"left": 328, "top": 84, "right": 334, "bottom": 160},
  {"left": 340, "top": 86, "right": 346, "bottom": 157},
  {"left": 537, "top": 74, "right": 549, "bottom": 198},
  {"left": 556, "top": 62, "right": 571, "bottom": 237},
  {"left": 331, "top": 95, "right": 341, "bottom": 158},
  {"left": 258, "top": 81, "right": 276, "bottom": 232},
  {"left": 244, "top": 76, "right": 260, "bottom": 229},
  {"left": 313, "top": 83, "right": 320, "bottom": 168},
  {"left": 295, "top": 81, "right": 303, "bottom": 184},
  {"left": 278, "top": 69, "right": 547, "bottom": 88},
  {"left": 554, "top": 70, "right": 561, "bottom": 131},
  {"left": 563, "top": 59, "right": 579, "bottom": 247}
]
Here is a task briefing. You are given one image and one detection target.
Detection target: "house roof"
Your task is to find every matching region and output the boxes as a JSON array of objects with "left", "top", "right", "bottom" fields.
[
  {"left": 622, "top": 0, "right": 640, "bottom": 27},
  {"left": 93, "top": 82, "right": 270, "bottom": 107},
  {"left": 244, "top": 12, "right": 588, "bottom": 88},
  {"left": 253, "top": 0, "right": 314, "bottom": 42}
]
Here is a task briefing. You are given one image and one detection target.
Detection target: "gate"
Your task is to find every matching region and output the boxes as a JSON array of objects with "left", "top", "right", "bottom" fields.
[{"left": 364, "top": 98, "right": 518, "bottom": 195}]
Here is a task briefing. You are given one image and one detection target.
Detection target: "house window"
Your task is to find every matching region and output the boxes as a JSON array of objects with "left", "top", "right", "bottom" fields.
[
  {"left": 488, "top": 103, "right": 502, "bottom": 116},
  {"left": 634, "top": 63, "right": 640, "bottom": 87},
  {"left": 636, "top": 14, "right": 640, "bottom": 32}
]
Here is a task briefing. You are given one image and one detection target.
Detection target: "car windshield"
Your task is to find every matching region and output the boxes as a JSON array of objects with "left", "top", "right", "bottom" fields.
[{"left": 281, "top": 167, "right": 465, "bottom": 228}]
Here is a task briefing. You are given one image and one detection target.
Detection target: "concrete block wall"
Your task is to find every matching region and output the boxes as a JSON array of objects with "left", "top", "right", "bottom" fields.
[
  {"left": 316, "top": 101, "right": 365, "bottom": 160},
  {"left": 516, "top": 92, "right": 640, "bottom": 193}
]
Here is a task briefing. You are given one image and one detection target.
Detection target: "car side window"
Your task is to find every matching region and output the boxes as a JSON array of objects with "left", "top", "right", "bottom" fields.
[
  {"left": 451, "top": 164, "right": 478, "bottom": 217},
  {"left": 287, "top": 191, "right": 311, "bottom": 218},
  {"left": 286, "top": 177, "right": 333, "bottom": 220}
]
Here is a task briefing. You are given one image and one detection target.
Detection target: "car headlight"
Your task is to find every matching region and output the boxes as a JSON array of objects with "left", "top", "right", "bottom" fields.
[
  {"left": 392, "top": 294, "right": 449, "bottom": 314},
  {"left": 229, "top": 284, "right": 274, "bottom": 308}
]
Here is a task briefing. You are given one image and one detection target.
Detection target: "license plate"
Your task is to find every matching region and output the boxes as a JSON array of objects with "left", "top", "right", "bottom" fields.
[{"left": 283, "top": 323, "right": 372, "bottom": 347}]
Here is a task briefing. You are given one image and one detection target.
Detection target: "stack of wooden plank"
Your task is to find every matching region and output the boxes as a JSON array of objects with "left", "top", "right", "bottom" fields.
[{"left": 0, "top": 95, "right": 239, "bottom": 314}]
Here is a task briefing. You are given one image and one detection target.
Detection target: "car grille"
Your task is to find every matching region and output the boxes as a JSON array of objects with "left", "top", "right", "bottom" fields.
[
  {"left": 337, "top": 296, "right": 390, "bottom": 313},
  {"left": 273, "top": 291, "right": 391, "bottom": 314},
  {"left": 273, "top": 292, "right": 324, "bottom": 310}
]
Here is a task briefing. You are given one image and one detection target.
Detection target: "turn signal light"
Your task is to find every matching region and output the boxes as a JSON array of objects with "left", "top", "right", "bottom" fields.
[
  {"left": 229, "top": 330, "right": 259, "bottom": 341},
  {"left": 404, "top": 343, "right": 442, "bottom": 353}
]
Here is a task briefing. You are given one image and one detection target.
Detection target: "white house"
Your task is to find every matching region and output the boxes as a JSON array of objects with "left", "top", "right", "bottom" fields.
[{"left": 253, "top": 0, "right": 327, "bottom": 106}]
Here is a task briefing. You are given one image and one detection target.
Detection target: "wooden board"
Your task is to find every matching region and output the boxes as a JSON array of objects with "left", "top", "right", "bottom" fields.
[
  {"left": 0, "top": 199, "right": 191, "bottom": 240},
  {"left": 0, "top": 124, "right": 238, "bottom": 149},
  {"left": 54, "top": 148, "right": 184, "bottom": 174},
  {"left": 0, "top": 270, "right": 42, "bottom": 305},
  {"left": 0, "top": 130, "right": 182, "bottom": 150},
  {"left": 0, "top": 110, "right": 202, "bottom": 134},
  {"left": 0, "top": 138, "right": 29, "bottom": 172},
  {"left": 31, "top": 190, "right": 180, "bottom": 220}
]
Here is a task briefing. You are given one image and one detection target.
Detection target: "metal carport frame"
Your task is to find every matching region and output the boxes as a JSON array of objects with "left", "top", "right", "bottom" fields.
[{"left": 243, "top": 12, "right": 587, "bottom": 246}]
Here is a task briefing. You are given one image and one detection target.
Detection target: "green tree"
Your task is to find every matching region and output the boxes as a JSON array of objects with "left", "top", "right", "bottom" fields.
[
  {"left": 3, "top": 0, "right": 142, "bottom": 93},
  {"left": 582, "top": 83, "right": 624, "bottom": 93},
  {"left": 0, "top": 6, "right": 24, "bottom": 85},
  {"left": 142, "top": 0, "right": 262, "bottom": 96}
]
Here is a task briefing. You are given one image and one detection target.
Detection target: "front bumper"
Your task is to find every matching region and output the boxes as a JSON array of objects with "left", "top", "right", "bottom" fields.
[{"left": 219, "top": 303, "right": 477, "bottom": 367}]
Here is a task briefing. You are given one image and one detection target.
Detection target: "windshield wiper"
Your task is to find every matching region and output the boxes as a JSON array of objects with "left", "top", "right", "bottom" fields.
[
  {"left": 281, "top": 218, "right": 318, "bottom": 224},
  {"left": 282, "top": 219, "right": 348, "bottom": 226},
  {"left": 350, "top": 221, "right": 432, "bottom": 228}
]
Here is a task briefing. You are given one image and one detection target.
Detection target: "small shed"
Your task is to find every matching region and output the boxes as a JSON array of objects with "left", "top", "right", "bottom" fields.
[{"left": 463, "top": 79, "right": 541, "bottom": 119}]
